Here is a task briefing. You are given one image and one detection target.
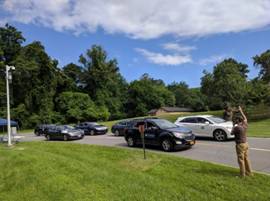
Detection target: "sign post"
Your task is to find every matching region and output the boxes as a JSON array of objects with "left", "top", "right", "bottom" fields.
[{"left": 138, "top": 123, "right": 146, "bottom": 160}]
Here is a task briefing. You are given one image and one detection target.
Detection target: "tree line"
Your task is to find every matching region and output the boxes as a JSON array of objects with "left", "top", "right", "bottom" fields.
[{"left": 0, "top": 24, "right": 270, "bottom": 128}]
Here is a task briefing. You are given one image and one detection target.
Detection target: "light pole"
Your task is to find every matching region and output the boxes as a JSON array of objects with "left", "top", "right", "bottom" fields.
[{"left": 6, "top": 65, "right": 15, "bottom": 147}]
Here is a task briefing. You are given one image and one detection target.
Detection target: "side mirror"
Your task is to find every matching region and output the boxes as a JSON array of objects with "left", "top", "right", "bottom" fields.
[{"left": 205, "top": 121, "right": 210, "bottom": 125}]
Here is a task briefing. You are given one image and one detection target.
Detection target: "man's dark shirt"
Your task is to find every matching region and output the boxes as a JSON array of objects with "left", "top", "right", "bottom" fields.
[{"left": 233, "top": 124, "right": 247, "bottom": 144}]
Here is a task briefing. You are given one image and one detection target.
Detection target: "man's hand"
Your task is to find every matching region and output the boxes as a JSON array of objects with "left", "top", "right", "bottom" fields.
[{"left": 238, "top": 106, "right": 242, "bottom": 112}]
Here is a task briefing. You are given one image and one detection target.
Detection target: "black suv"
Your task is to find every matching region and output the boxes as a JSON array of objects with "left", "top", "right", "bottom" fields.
[
  {"left": 75, "top": 122, "right": 108, "bottom": 135},
  {"left": 124, "top": 118, "right": 195, "bottom": 151}
]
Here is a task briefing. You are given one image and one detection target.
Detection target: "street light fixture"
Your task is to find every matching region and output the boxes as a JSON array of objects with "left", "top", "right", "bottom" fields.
[{"left": 6, "top": 65, "right": 15, "bottom": 146}]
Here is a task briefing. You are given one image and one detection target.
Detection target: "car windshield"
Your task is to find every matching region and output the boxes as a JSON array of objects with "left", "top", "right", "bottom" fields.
[
  {"left": 151, "top": 119, "right": 177, "bottom": 129},
  {"left": 208, "top": 116, "right": 226, "bottom": 123},
  {"left": 89, "top": 123, "right": 99, "bottom": 126},
  {"left": 63, "top": 125, "right": 74, "bottom": 130}
]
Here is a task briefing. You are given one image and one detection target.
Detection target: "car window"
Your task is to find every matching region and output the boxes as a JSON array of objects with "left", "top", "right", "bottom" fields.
[
  {"left": 146, "top": 122, "right": 157, "bottom": 129},
  {"left": 151, "top": 119, "right": 177, "bottom": 129},
  {"left": 208, "top": 116, "right": 226, "bottom": 123},
  {"left": 134, "top": 121, "right": 144, "bottom": 128},
  {"left": 197, "top": 118, "right": 208, "bottom": 124},
  {"left": 180, "top": 117, "right": 197, "bottom": 123}
]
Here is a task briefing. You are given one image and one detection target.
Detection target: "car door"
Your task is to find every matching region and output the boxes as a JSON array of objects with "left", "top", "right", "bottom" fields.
[
  {"left": 54, "top": 126, "right": 62, "bottom": 139},
  {"left": 132, "top": 121, "right": 143, "bottom": 144},
  {"left": 178, "top": 117, "right": 199, "bottom": 134},
  {"left": 119, "top": 122, "right": 127, "bottom": 135},
  {"left": 195, "top": 117, "right": 213, "bottom": 137},
  {"left": 48, "top": 126, "right": 58, "bottom": 139},
  {"left": 144, "top": 121, "right": 159, "bottom": 145}
]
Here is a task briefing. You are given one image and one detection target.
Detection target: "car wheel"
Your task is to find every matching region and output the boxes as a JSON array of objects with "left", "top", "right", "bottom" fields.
[
  {"left": 213, "top": 129, "right": 227, "bottom": 141},
  {"left": 127, "top": 136, "right": 136, "bottom": 147},
  {"left": 90, "top": 130, "right": 95, "bottom": 136},
  {"left": 46, "top": 135, "right": 50, "bottom": 141},
  {"left": 63, "top": 135, "right": 68, "bottom": 141},
  {"left": 115, "top": 130, "right": 120, "bottom": 136},
  {"left": 161, "top": 139, "right": 174, "bottom": 152}
]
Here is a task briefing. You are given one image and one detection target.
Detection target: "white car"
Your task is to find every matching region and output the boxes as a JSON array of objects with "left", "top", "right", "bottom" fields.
[{"left": 175, "top": 115, "right": 234, "bottom": 141}]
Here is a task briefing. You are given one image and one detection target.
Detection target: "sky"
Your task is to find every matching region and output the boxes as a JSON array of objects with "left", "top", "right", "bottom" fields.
[{"left": 1, "top": 0, "right": 270, "bottom": 87}]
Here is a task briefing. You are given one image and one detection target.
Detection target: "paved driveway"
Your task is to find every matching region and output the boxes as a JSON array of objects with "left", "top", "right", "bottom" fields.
[{"left": 20, "top": 133, "right": 270, "bottom": 174}]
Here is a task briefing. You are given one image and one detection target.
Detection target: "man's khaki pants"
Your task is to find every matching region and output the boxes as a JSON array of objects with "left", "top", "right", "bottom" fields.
[{"left": 236, "top": 143, "right": 252, "bottom": 177}]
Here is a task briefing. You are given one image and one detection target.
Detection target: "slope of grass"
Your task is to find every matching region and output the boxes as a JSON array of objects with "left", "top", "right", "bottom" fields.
[
  {"left": 0, "top": 142, "right": 269, "bottom": 201},
  {"left": 248, "top": 118, "right": 270, "bottom": 137}
]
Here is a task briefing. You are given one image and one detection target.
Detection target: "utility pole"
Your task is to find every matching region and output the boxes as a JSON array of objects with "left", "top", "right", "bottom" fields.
[{"left": 6, "top": 65, "right": 15, "bottom": 147}]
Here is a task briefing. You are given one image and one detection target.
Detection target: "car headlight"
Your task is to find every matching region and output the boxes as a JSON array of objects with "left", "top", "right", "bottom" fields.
[
  {"left": 173, "top": 132, "right": 185, "bottom": 139},
  {"left": 61, "top": 130, "right": 68, "bottom": 134}
]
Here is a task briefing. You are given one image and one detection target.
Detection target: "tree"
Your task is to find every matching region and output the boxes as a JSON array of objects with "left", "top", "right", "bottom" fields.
[
  {"left": 126, "top": 74, "right": 175, "bottom": 117},
  {"left": 168, "top": 81, "right": 192, "bottom": 107},
  {"left": 0, "top": 24, "right": 25, "bottom": 64},
  {"left": 56, "top": 92, "right": 109, "bottom": 122},
  {"left": 253, "top": 50, "right": 270, "bottom": 83},
  {"left": 79, "top": 45, "right": 127, "bottom": 119},
  {"left": 63, "top": 63, "right": 82, "bottom": 84},
  {"left": 201, "top": 59, "right": 249, "bottom": 109}
]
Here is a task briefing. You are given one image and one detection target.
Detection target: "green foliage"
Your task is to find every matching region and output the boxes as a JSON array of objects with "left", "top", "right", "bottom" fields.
[
  {"left": 0, "top": 24, "right": 25, "bottom": 64},
  {"left": 79, "top": 45, "right": 128, "bottom": 119},
  {"left": 253, "top": 50, "right": 270, "bottom": 83},
  {"left": 201, "top": 58, "right": 249, "bottom": 109},
  {"left": 168, "top": 82, "right": 208, "bottom": 111},
  {"left": 126, "top": 74, "right": 175, "bottom": 117},
  {"left": 246, "top": 79, "right": 270, "bottom": 106},
  {"left": 56, "top": 92, "right": 109, "bottom": 122}
]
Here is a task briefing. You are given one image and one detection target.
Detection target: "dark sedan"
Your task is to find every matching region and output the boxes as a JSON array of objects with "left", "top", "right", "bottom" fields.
[
  {"left": 111, "top": 120, "right": 131, "bottom": 136},
  {"left": 75, "top": 122, "right": 108, "bottom": 135},
  {"left": 34, "top": 124, "right": 55, "bottom": 136},
  {"left": 44, "top": 125, "right": 84, "bottom": 141}
]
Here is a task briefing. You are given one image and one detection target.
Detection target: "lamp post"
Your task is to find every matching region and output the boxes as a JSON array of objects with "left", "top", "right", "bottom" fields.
[{"left": 6, "top": 65, "right": 15, "bottom": 147}]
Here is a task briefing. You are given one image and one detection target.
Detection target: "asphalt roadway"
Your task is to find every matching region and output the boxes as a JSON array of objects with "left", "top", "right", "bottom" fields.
[{"left": 20, "top": 133, "right": 270, "bottom": 174}]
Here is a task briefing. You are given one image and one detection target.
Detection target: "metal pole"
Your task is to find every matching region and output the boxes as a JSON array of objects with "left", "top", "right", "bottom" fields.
[
  {"left": 142, "top": 133, "right": 146, "bottom": 159},
  {"left": 6, "top": 65, "right": 12, "bottom": 146}
]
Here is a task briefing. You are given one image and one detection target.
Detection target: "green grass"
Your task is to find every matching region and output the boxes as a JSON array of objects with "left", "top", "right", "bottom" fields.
[
  {"left": 248, "top": 118, "right": 270, "bottom": 137},
  {"left": 0, "top": 142, "right": 269, "bottom": 201}
]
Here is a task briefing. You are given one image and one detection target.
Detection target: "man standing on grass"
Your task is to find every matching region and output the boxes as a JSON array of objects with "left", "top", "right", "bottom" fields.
[{"left": 232, "top": 106, "right": 253, "bottom": 177}]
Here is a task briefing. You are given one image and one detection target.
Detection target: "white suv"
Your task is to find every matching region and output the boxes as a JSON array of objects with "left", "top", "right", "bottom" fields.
[{"left": 175, "top": 115, "right": 234, "bottom": 141}]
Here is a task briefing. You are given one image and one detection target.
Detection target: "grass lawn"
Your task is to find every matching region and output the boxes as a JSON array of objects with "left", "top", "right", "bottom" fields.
[
  {"left": 0, "top": 142, "right": 270, "bottom": 201},
  {"left": 248, "top": 118, "right": 270, "bottom": 137}
]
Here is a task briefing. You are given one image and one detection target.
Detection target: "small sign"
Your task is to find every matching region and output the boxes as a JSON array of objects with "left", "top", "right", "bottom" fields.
[
  {"left": 137, "top": 122, "right": 146, "bottom": 160},
  {"left": 138, "top": 124, "right": 145, "bottom": 135}
]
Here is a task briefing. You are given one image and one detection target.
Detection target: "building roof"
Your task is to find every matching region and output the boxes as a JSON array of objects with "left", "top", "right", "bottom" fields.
[
  {"left": 148, "top": 109, "right": 158, "bottom": 114},
  {"left": 148, "top": 107, "right": 194, "bottom": 114},
  {"left": 161, "top": 107, "right": 193, "bottom": 112}
]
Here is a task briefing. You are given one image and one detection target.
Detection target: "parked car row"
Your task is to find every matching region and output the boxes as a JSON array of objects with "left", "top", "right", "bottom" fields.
[
  {"left": 34, "top": 122, "right": 108, "bottom": 141},
  {"left": 34, "top": 115, "right": 234, "bottom": 150}
]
